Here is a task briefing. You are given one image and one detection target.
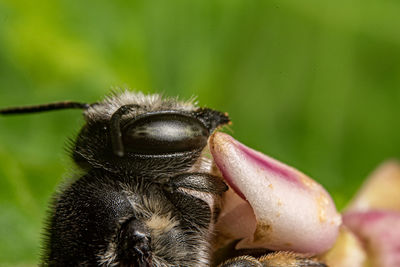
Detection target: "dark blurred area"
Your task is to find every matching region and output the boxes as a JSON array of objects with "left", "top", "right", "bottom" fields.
[{"left": 0, "top": 0, "right": 399, "bottom": 265}]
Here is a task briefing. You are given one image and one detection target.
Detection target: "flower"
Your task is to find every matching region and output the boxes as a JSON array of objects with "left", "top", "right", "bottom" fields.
[{"left": 210, "top": 132, "right": 400, "bottom": 267}]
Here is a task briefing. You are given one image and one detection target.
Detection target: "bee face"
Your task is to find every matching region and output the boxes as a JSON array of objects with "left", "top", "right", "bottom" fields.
[
  {"left": 73, "top": 92, "right": 229, "bottom": 176},
  {"left": 1, "top": 91, "right": 230, "bottom": 266}
]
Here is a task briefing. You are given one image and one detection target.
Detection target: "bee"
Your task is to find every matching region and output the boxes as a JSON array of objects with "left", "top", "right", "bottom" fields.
[{"left": 0, "top": 91, "right": 326, "bottom": 267}]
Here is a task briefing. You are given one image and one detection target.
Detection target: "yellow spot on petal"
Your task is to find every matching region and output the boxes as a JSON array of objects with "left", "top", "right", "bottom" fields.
[
  {"left": 316, "top": 192, "right": 329, "bottom": 223},
  {"left": 268, "top": 183, "right": 274, "bottom": 189},
  {"left": 299, "top": 174, "right": 317, "bottom": 190},
  {"left": 253, "top": 221, "right": 272, "bottom": 243}
]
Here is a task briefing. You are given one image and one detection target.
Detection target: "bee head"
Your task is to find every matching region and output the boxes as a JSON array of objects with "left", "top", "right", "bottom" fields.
[{"left": 75, "top": 93, "right": 229, "bottom": 175}]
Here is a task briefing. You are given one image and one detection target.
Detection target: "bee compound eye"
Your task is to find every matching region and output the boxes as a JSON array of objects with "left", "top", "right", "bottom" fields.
[{"left": 122, "top": 113, "right": 209, "bottom": 155}]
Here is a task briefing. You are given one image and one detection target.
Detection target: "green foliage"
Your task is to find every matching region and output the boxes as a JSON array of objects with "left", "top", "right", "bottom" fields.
[{"left": 0, "top": 0, "right": 399, "bottom": 264}]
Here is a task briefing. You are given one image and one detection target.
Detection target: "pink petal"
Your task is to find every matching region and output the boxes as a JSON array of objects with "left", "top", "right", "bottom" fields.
[
  {"left": 210, "top": 132, "right": 341, "bottom": 254},
  {"left": 213, "top": 187, "right": 257, "bottom": 250},
  {"left": 343, "top": 211, "right": 400, "bottom": 267},
  {"left": 346, "top": 160, "right": 400, "bottom": 212}
]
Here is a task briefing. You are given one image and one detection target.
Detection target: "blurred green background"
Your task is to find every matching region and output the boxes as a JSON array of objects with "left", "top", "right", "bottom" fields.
[{"left": 0, "top": 0, "right": 399, "bottom": 265}]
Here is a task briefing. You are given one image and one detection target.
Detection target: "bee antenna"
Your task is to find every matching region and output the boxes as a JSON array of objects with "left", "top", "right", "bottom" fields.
[
  {"left": 0, "top": 101, "right": 91, "bottom": 115},
  {"left": 110, "top": 104, "right": 140, "bottom": 157}
]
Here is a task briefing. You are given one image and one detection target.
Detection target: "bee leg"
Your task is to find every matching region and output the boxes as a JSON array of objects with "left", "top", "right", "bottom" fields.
[
  {"left": 116, "top": 218, "right": 152, "bottom": 267},
  {"left": 218, "top": 256, "right": 262, "bottom": 267},
  {"left": 258, "top": 251, "right": 327, "bottom": 267},
  {"left": 166, "top": 172, "right": 228, "bottom": 195},
  {"left": 164, "top": 173, "right": 228, "bottom": 227},
  {"left": 219, "top": 252, "right": 327, "bottom": 267}
]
